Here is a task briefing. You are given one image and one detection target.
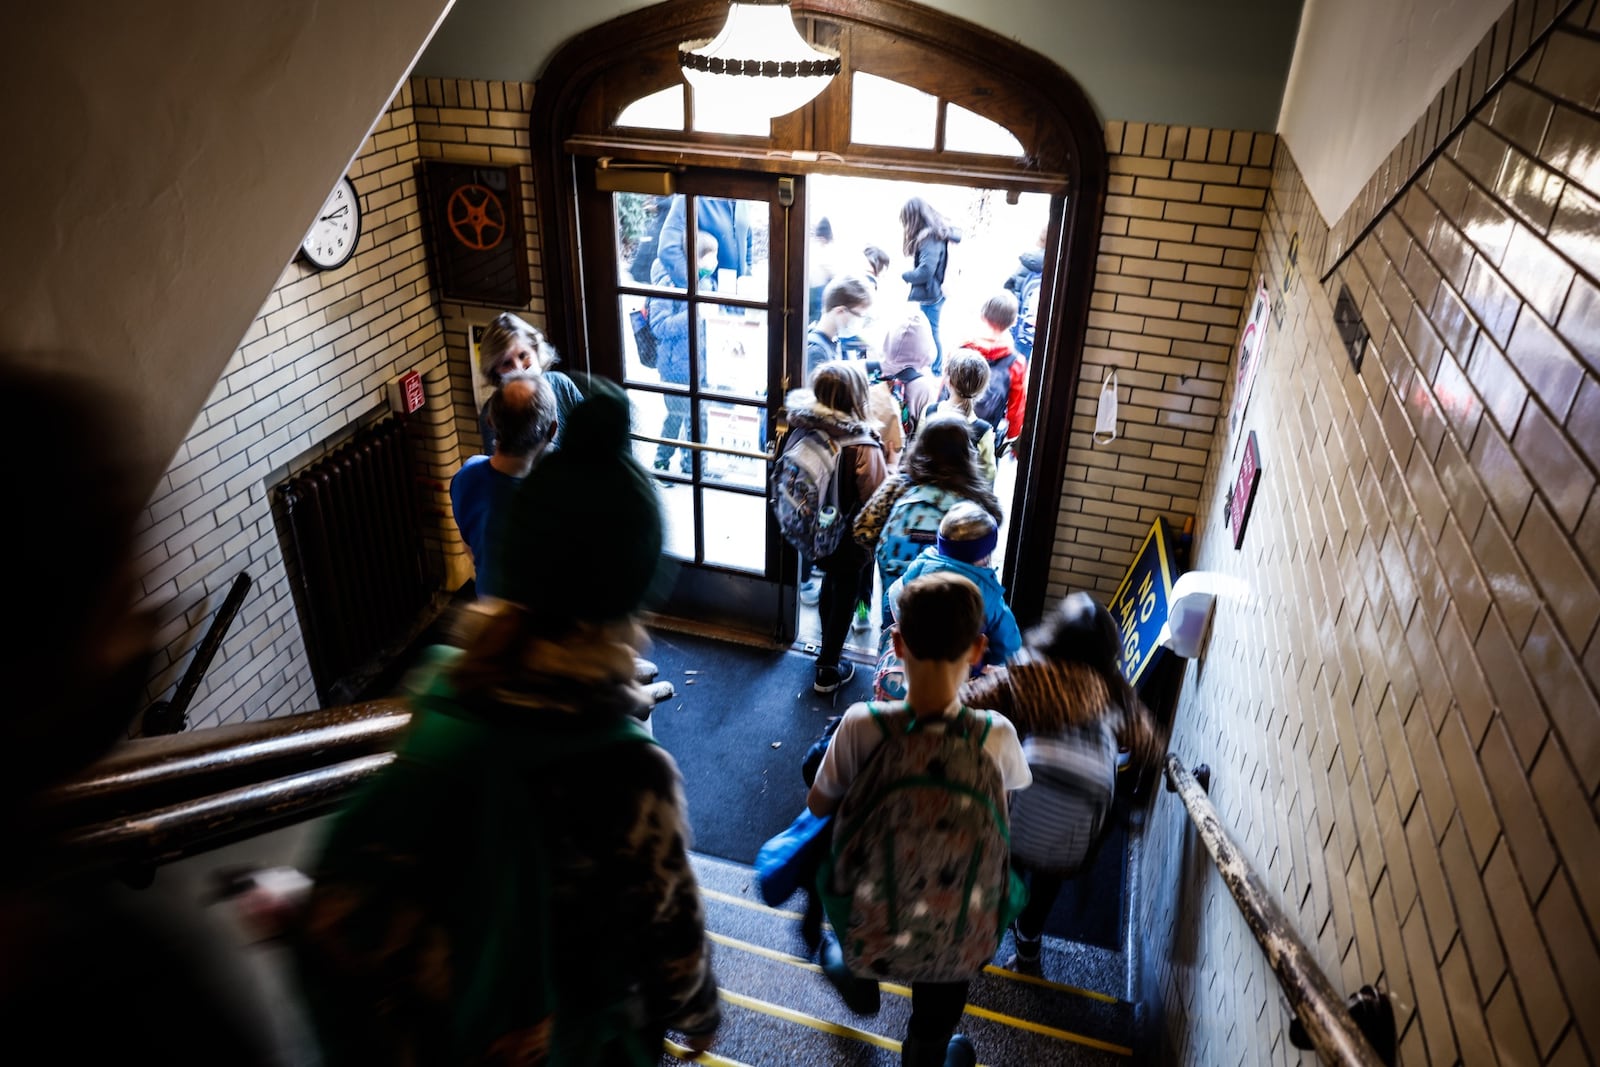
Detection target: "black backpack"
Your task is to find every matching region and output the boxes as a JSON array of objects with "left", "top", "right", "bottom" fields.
[{"left": 975, "top": 352, "right": 1015, "bottom": 434}]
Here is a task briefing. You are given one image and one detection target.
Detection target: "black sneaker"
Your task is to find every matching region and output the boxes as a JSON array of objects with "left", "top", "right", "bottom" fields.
[
  {"left": 1006, "top": 924, "right": 1043, "bottom": 974},
  {"left": 820, "top": 931, "right": 880, "bottom": 1015},
  {"left": 814, "top": 661, "right": 856, "bottom": 694},
  {"left": 943, "top": 1034, "right": 977, "bottom": 1067}
]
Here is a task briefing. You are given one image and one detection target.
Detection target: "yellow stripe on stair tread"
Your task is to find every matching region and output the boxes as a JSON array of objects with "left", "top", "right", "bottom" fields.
[
  {"left": 700, "top": 886, "right": 806, "bottom": 921},
  {"left": 706, "top": 932, "right": 1131, "bottom": 1057},
  {"left": 719, "top": 988, "right": 904, "bottom": 1053},
  {"left": 662, "top": 1038, "right": 752, "bottom": 1066},
  {"left": 980, "top": 963, "right": 1120, "bottom": 1003},
  {"left": 704, "top": 927, "right": 1119, "bottom": 1006}
]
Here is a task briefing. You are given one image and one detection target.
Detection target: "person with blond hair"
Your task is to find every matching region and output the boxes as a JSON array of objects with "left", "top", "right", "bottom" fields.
[
  {"left": 923, "top": 351, "right": 997, "bottom": 483},
  {"left": 474, "top": 311, "right": 583, "bottom": 452}
]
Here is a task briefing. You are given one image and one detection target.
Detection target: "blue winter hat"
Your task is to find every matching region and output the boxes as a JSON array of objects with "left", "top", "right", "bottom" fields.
[{"left": 935, "top": 501, "right": 999, "bottom": 564}]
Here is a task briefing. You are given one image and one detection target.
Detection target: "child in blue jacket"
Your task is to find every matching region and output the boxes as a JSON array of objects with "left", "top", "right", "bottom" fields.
[{"left": 875, "top": 502, "right": 1022, "bottom": 699}]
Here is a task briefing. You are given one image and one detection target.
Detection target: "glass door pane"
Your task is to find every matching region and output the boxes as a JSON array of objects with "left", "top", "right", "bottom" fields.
[{"left": 594, "top": 172, "right": 799, "bottom": 641}]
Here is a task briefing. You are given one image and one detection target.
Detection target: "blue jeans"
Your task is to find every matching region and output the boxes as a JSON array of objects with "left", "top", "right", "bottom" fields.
[{"left": 920, "top": 296, "right": 946, "bottom": 374}]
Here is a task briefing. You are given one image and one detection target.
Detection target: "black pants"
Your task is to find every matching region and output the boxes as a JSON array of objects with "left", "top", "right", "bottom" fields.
[
  {"left": 1014, "top": 866, "right": 1067, "bottom": 942},
  {"left": 902, "top": 981, "right": 970, "bottom": 1067},
  {"left": 816, "top": 542, "right": 868, "bottom": 669}
]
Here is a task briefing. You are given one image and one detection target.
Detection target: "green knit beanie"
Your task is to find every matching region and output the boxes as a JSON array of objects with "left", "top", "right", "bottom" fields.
[{"left": 491, "top": 377, "right": 665, "bottom": 629}]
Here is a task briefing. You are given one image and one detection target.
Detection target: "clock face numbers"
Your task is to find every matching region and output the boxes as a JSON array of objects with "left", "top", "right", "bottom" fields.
[{"left": 302, "top": 177, "right": 361, "bottom": 270}]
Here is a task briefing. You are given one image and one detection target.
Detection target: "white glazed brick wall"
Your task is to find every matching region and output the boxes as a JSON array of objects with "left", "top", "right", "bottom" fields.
[{"left": 132, "top": 81, "right": 455, "bottom": 726}]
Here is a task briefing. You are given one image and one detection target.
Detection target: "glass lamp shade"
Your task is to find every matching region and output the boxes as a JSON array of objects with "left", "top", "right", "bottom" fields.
[{"left": 680, "top": 1, "right": 841, "bottom": 124}]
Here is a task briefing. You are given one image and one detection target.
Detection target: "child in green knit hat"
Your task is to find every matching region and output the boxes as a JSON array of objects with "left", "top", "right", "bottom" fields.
[{"left": 297, "top": 379, "right": 720, "bottom": 1065}]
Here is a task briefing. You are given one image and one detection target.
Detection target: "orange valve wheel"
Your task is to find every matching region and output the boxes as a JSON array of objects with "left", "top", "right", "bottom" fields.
[{"left": 446, "top": 184, "right": 507, "bottom": 250}]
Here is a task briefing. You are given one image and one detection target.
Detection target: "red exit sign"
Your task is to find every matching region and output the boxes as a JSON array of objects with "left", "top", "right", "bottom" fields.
[{"left": 397, "top": 370, "right": 424, "bottom": 414}]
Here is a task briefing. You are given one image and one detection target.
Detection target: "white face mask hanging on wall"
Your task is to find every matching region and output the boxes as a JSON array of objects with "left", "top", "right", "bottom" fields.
[{"left": 1093, "top": 368, "right": 1118, "bottom": 444}]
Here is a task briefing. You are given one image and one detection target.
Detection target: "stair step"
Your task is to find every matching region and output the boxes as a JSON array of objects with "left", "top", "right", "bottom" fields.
[{"left": 675, "top": 854, "right": 1135, "bottom": 1065}]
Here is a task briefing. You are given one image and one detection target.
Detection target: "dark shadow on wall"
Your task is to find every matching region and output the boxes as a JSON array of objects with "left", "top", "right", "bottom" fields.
[{"left": 1132, "top": 752, "right": 1215, "bottom": 1063}]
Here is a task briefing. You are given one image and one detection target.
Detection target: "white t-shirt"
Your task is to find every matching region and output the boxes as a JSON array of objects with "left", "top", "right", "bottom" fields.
[{"left": 812, "top": 699, "right": 1032, "bottom": 799}]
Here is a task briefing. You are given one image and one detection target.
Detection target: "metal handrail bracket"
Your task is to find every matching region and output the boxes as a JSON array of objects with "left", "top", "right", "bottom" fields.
[{"left": 1164, "top": 754, "right": 1387, "bottom": 1067}]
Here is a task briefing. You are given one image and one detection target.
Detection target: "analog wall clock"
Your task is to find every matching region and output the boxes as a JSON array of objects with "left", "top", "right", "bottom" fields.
[{"left": 301, "top": 175, "right": 362, "bottom": 271}]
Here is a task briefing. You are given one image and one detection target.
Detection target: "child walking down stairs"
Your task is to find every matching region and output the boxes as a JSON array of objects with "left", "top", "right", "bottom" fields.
[{"left": 664, "top": 854, "right": 1137, "bottom": 1066}]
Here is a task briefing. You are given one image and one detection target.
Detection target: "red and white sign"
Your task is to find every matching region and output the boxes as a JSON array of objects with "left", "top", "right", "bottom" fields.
[{"left": 398, "top": 370, "right": 425, "bottom": 414}]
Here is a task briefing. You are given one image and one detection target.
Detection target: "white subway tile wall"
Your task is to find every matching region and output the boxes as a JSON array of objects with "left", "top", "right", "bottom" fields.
[{"left": 1137, "top": 6, "right": 1600, "bottom": 1062}]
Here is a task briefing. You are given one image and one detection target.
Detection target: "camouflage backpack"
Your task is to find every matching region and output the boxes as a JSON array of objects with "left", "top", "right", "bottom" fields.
[{"left": 817, "top": 702, "right": 1026, "bottom": 983}]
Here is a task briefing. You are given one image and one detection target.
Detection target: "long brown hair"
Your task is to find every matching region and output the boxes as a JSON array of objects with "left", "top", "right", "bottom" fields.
[
  {"left": 810, "top": 359, "right": 870, "bottom": 420},
  {"left": 899, "top": 197, "right": 950, "bottom": 256},
  {"left": 903, "top": 413, "right": 1002, "bottom": 521}
]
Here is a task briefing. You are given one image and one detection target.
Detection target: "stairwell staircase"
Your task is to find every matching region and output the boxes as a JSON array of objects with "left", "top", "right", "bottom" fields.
[{"left": 663, "top": 853, "right": 1138, "bottom": 1066}]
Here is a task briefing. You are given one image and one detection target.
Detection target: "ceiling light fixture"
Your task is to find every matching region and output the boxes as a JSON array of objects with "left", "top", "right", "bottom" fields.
[{"left": 679, "top": 0, "right": 841, "bottom": 126}]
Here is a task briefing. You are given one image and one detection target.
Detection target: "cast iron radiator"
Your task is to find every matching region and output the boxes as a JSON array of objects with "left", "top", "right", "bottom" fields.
[{"left": 275, "top": 417, "right": 431, "bottom": 700}]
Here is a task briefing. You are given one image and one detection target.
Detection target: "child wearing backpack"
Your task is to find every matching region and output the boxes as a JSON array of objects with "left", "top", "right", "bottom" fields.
[
  {"left": 1002, "top": 226, "right": 1046, "bottom": 358},
  {"left": 808, "top": 572, "right": 1031, "bottom": 1067},
  {"left": 775, "top": 360, "right": 887, "bottom": 693},
  {"left": 959, "top": 592, "right": 1161, "bottom": 974},
  {"left": 923, "top": 351, "right": 997, "bottom": 483},
  {"left": 957, "top": 292, "right": 1029, "bottom": 458},
  {"left": 873, "top": 502, "right": 1023, "bottom": 701},
  {"left": 294, "top": 381, "right": 721, "bottom": 1064}
]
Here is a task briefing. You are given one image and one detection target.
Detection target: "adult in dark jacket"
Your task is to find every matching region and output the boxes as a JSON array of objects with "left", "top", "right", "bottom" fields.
[
  {"left": 1003, "top": 227, "right": 1046, "bottom": 358},
  {"left": 899, "top": 196, "right": 961, "bottom": 373},
  {"left": 654, "top": 194, "right": 752, "bottom": 286},
  {"left": 649, "top": 230, "right": 720, "bottom": 475}
]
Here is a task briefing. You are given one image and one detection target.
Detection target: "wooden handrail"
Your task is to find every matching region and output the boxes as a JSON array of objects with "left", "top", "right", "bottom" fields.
[
  {"left": 41, "top": 701, "right": 412, "bottom": 827},
  {"left": 37, "top": 675, "right": 672, "bottom": 876},
  {"left": 1164, "top": 754, "right": 1388, "bottom": 1067}
]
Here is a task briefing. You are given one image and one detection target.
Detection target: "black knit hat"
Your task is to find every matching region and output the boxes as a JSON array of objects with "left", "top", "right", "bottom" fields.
[{"left": 490, "top": 377, "right": 665, "bottom": 629}]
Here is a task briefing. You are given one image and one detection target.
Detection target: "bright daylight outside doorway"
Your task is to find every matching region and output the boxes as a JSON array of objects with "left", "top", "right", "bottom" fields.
[
  {"left": 618, "top": 175, "right": 1050, "bottom": 658},
  {"left": 793, "top": 175, "right": 1050, "bottom": 657}
]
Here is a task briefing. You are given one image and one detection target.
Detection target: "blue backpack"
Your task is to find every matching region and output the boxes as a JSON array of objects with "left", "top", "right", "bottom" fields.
[{"left": 875, "top": 483, "right": 963, "bottom": 588}]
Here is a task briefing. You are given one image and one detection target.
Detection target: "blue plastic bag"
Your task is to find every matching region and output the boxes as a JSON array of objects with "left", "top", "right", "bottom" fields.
[{"left": 754, "top": 808, "right": 832, "bottom": 906}]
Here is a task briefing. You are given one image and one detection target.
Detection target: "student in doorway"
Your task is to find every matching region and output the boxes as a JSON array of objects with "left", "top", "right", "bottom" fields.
[
  {"left": 898, "top": 197, "right": 960, "bottom": 373},
  {"left": 1003, "top": 226, "right": 1046, "bottom": 359},
  {"left": 805, "top": 275, "right": 874, "bottom": 381},
  {"left": 807, "top": 571, "right": 1030, "bottom": 1067},
  {"left": 785, "top": 359, "right": 887, "bottom": 693},
  {"left": 923, "top": 351, "right": 997, "bottom": 484},
  {"left": 957, "top": 292, "right": 1029, "bottom": 458}
]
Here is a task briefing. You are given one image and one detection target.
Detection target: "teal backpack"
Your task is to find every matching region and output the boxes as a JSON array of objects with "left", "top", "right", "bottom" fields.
[
  {"left": 817, "top": 702, "right": 1026, "bottom": 983},
  {"left": 875, "top": 483, "right": 963, "bottom": 590}
]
